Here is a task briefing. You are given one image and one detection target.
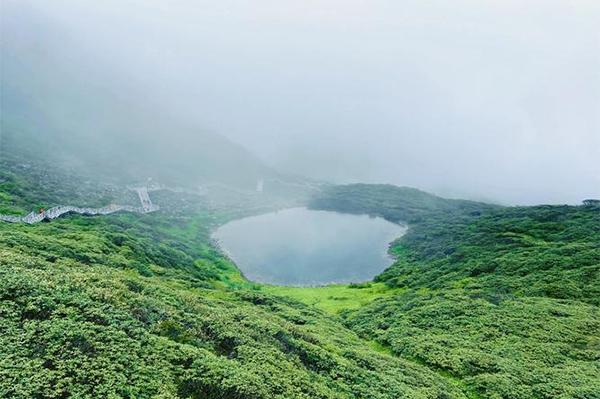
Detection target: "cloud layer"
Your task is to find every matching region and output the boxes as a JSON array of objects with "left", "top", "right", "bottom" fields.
[{"left": 2, "top": 0, "right": 599, "bottom": 204}]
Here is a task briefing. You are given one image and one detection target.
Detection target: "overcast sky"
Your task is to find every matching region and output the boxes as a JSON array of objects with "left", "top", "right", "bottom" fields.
[{"left": 2, "top": 0, "right": 599, "bottom": 204}]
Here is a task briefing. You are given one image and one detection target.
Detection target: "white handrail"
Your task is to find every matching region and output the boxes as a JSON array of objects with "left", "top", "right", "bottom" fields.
[{"left": 0, "top": 189, "right": 159, "bottom": 224}]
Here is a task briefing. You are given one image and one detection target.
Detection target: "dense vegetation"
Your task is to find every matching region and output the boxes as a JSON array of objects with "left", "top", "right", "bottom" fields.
[
  {"left": 309, "top": 184, "right": 498, "bottom": 224},
  {"left": 311, "top": 184, "right": 600, "bottom": 399},
  {"left": 1, "top": 163, "right": 598, "bottom": 398},
  {"left": 0, "top": 219, "right": 463, "bottom": 398},
  {"left": 0, "top": 165, "right": 465, "bottom": 398}
]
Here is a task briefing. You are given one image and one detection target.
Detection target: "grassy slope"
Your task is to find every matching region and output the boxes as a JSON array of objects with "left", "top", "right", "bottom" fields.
[
  {"left": 263, "top": 283, "right": 404, "bottom": 315},
  {"left": 308, "top": 184, "right": 600, "bottom": 399},
  {"left": 0, "top": 165, "right": 466, "bottom": 398},
  {"left": 0, "top": 236, "right": 462, "bottom": 399},
  {"left": 2, "top": 160, "right": 599, "bottom": 398}
]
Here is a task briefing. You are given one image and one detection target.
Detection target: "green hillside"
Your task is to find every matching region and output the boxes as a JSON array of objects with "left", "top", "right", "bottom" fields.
[
  {"left": 311, "top": 184, "right": 600, "bottom": 399},
  {"left": 0, "top": 159, "right": 464, "bottom": 398},
  {"left": 0, "top": 165, "right": 598, "bottom": 398}
]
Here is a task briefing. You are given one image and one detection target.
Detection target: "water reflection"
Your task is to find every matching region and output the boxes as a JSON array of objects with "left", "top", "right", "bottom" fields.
[{"left": 213, "top": 207, "right": 406, "bottom": 286}]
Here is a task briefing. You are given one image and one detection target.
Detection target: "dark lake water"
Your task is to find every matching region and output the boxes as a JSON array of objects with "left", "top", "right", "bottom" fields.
[{"left": 213, "top": 207, "right": 406, "bottom": 286}]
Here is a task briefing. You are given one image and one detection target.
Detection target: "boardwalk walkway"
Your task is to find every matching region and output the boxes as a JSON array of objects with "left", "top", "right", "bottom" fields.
[{"left": 0, "top": 187, "right": 159, "bottom": 224}]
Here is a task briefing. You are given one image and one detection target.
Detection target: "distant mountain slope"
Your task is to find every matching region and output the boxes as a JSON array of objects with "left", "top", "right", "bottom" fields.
[
  {"left": 309, "top": 183, "right": 499, "bottom": 223},
  {"left": 0, "top": 5, "right": 277, "bottom": 191},
  {"left": 0, "top": 99, "right": 276, "bottom": 191}
]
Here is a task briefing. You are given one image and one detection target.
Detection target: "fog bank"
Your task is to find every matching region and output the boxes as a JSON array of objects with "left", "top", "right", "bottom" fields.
[{"left": 2, "top": 0, "right": 599, "bottom": 204}]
